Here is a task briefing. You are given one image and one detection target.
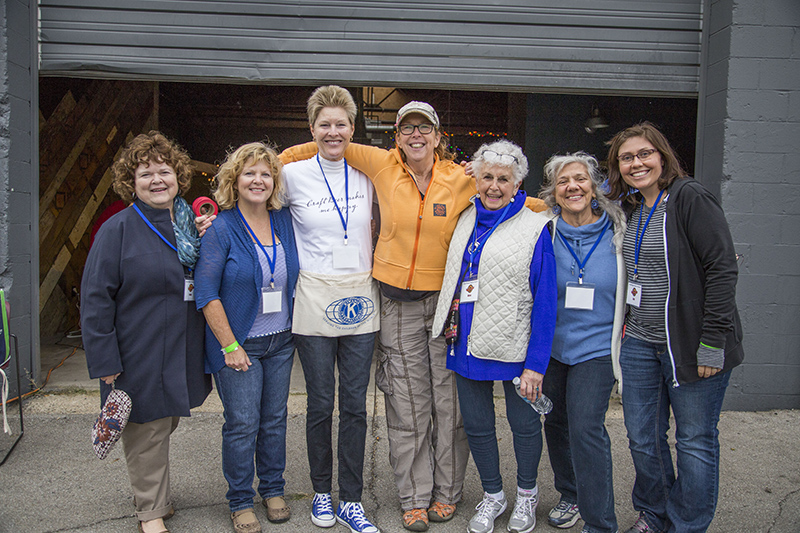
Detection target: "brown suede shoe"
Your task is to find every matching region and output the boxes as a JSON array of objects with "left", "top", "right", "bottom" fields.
[
  {"left": 262, "top": 496, "right": 291, "bottom": 524},
  {"left": 231, "top": 508, "right": 262, "bottom": 533}
]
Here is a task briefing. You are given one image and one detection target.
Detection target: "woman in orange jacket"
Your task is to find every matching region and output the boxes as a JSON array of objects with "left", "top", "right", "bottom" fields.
[{"left": 281, "top": 100, "right": 545, "bottom": 532}]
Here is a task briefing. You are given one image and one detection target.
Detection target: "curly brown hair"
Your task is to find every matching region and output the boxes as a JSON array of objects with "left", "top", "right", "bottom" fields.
[
  {"left": 605, "top": 122, "right": 687, "bottom": 209},
  {"left": 112, "top": 131, "right": 194, "bottom": 203}
]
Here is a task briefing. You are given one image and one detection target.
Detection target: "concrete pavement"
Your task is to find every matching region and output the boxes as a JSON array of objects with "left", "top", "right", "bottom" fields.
[{"left": 0, "top": 340, "right": 797, "bottom": 532}]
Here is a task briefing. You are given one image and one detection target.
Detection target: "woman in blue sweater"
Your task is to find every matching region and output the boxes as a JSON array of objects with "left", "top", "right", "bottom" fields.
[
  {"left": 432, "top": 140, "right": 557, "bottom": 533},
  {"left": 195, "top": 142, "right": 300, "bottom": 533},
  {"left": 539, "top": 152, "right": 627, "bottom": 533}
]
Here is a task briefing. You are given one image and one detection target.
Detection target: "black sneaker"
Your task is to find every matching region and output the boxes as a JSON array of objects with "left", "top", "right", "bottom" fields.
[{"left": 624, "top": 513, "right": 654, "bottom": 533}]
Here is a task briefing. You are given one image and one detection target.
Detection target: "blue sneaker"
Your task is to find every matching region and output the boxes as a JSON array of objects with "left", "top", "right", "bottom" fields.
[
  {"left": 336, "top": 501, "right": 380, "bottom": 533},
  {"left": 311, "top": 493, "right": 336, "bottom": 528}
]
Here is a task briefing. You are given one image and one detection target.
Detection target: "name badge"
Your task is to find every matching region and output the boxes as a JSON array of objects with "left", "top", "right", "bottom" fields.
[
  {"left": 262, "top": 286, "right": 283, "bottom": 314},
  {"left": 626, "top": 281, "right": 642, "bottom": 307},
  {"left": 332, "top": 244, "right": 359, "bottom": 270},
  {"left": 184, "top": 278, "right": 195, "bottom": 302},
  {"left": 565, "top": 282, "right": 594, "bottom": 310},
  {"left": 460, "top": 275, "right": 479, "bottom": 303}
]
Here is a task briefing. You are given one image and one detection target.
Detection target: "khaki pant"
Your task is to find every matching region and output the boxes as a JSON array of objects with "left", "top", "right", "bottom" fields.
[
  {"left": 121, "top": 416, "right": 179, "bottom": 521},
  {"left": 375, "top": 292, "right": 470, "bottom": 511}
]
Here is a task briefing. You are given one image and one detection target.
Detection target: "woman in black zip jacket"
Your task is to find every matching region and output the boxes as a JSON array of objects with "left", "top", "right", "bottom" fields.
[{"left": 606, "top": 122, "right": 743, "bottom": 533}]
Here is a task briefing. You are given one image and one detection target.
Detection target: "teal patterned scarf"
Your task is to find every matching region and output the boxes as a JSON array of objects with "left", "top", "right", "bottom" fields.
[{"left": 172, "top": 196, "right": 200, "bottom": 269}]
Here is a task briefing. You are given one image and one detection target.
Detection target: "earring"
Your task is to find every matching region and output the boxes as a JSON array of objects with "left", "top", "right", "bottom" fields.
[
  {"left": 552, "top": 204, "right": 561, "bottom": 215},
  {"left": 591, "top": 198, "right": 599, "bottom": 210}
]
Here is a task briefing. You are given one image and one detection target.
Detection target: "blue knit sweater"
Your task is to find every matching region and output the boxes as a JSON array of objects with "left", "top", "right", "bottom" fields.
[{"left": 195, "top": 207, "right": 299, "bottom": 373}]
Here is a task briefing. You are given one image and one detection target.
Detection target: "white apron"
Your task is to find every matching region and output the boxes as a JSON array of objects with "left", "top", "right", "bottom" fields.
[{"left": 292, "top": 269, "right": 380, "bottom": 336}]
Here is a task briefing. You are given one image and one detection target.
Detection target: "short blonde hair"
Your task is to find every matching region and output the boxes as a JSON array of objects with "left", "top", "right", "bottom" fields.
[
  {"left": 112, "top": 131, "right": 193, "bottom": 203},
  {"left": 213, "top": 142, "right": 285, "bottom": 211},
  {"left": 307, "top": 85, "right": 357, "bottom": 126}
]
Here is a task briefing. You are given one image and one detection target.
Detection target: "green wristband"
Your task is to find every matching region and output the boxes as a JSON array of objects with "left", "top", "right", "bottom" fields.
[{"left": 222, "top": 341, "right": 240, "bottom": 354}]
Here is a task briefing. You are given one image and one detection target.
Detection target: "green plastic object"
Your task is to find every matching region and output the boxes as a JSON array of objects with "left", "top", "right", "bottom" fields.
[{"left": 0, "top": 289, "right": 9, "bottom": 368}]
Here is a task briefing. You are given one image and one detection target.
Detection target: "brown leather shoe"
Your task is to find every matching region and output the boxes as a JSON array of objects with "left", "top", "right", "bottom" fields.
[
  {"left": 262, "top": 496, "right": 291, "bottom": 524},
  {"left": 231, "top": 508, "right": 262, "bottom": 533},
  {"left": 427, "top": 501, "right": 456, "bottom": 522}
]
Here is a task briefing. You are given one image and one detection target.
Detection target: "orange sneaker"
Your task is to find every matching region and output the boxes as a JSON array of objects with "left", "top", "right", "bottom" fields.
[
  {"left": 427, "top": 501, "right": 456, "bottom": 522},
  {"left": 403, "top": 508, "right": 429, "bottom": 531}
]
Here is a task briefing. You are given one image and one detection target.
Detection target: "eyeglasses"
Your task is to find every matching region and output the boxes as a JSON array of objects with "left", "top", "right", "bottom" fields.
[
  {"left": 617, "top": 149, "right": 659, "bottom": 165},
  {"left": 398, "top": 123, "right": 435, "bottom": 135},
  {"left": 482, "top": 149, "right": 519, "bottom": 166}
]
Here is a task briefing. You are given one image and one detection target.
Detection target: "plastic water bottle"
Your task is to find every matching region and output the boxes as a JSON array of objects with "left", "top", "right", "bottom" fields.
[{"left": 512, "top": 376, "right": 553, "bottom": 415}]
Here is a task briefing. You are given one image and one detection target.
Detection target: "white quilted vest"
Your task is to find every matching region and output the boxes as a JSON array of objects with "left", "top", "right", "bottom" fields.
[{"left": 433, "top": 202, "right": 550, "bottom": 362}]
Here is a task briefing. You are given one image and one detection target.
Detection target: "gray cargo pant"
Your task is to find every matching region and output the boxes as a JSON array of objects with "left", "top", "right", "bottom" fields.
[{"left": 375, "top": 292, "right": 470, "bottom": 511}]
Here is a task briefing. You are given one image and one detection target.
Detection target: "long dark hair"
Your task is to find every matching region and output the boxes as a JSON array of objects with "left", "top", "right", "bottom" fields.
[{"left": 605, "top": 122, "right": 688, "bottom": 209}]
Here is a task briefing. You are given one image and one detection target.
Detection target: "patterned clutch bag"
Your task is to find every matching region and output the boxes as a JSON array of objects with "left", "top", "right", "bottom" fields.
[{"left": 92, "top": 383, "right": 132, "bottom": 459}]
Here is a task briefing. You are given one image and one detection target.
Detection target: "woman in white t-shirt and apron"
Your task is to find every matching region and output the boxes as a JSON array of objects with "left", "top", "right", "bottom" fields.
[{"left": 281, "top": 86, "right": 380, "bottom": 533}]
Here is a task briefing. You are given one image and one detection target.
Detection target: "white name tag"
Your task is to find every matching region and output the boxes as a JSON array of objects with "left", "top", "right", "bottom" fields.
[
  {"left": 626, "top": 281, "right": 643, "bottom": 307},
  {"left": 184, "top": 278, "right": 195, "bottom": 302},
  {"left": 565, "top": 282, "right": 594, "bottom": 310},
  {"left": 460, "top": 276, "right": 479, "bottom": 303},
  {"left": 332, "top": 244, "right": 359, "bottom": 270},
  {"left": 262, "top": 287, "right": 283, "bottom": 314}
]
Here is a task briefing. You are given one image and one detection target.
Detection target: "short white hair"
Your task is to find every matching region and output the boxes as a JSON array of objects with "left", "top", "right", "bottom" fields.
[{"left": 471, "top": 140, "right": 528, "bottom": 185}]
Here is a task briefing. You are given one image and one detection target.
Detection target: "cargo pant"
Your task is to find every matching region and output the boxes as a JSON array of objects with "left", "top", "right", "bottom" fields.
[{"left": 375, "top": 292, "right": 470, "bottom": 511}]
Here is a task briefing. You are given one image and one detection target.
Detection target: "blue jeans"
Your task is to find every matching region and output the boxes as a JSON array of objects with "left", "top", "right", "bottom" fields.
[
  {"left": 620, "top": 336, "right": 731, "bottom": 533},
  {"left": 543, "top": 356, "right": 617, "bottom": 533},
  {"left": 294, "top": 332, "right": 376, "bottom": 502},
  {"left": 455, "top": 374, "right": 543, "bottom": 493},
  {"left": 214, "top": 330, "right": 294, "bottom": 512}
]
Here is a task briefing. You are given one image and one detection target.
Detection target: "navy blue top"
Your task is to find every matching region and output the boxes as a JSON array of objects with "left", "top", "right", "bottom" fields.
[
  {"left": 81, "top": 200, "right": 211, "bottom": 423},
  {"left": 195, "top": 207, "right": 299, "bottom": 373},
  {"left": 446, "top": 191, "right": 557, "bottom": 380}
]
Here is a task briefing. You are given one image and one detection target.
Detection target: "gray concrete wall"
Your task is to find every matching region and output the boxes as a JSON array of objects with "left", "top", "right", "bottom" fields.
[
  {"left": 699, "top": 0, "right": 800, "bottom": 409},
  {"left": 0, "top": 0, "right": 39, "bottom": 394}
]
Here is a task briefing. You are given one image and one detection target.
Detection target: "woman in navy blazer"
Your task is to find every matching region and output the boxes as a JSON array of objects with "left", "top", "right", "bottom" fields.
[{"left": 195, "top": 142, "right": 299, "bottom": 533}]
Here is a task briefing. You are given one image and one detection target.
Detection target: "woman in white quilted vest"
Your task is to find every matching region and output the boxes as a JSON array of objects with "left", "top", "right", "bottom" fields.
[
  {"left": 432, "top": 140, "right": 557, "bottom": 533},
  {"left": 538, "top": 152, "right": 626, "bottom": 533}
]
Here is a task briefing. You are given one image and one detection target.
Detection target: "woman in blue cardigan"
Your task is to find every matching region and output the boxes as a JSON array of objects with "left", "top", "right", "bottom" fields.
[{"left": 195, "top": 142, "right": 300, "bottom": 533}]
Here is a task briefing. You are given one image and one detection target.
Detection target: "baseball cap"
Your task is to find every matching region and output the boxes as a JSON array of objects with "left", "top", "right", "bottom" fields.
[{"left": 396, "top": 101, "right": 440, "bottom": 129}]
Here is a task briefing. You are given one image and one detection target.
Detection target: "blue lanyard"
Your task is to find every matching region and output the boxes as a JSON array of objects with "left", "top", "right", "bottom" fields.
[
  {"left": 131, "top": 203, "right": 187, "bottom": 272},
  {"left": 466, "top": 200, "right": 514, "bottom": 276},
  {"left": 633, "top": 189, "right": 665, "bottom": 279},
  {"left": 237, "top": 205, "right": 277, "bottom": 287},
  {"left": 557, "top": 219, "right": 610, "bottom": 284},
  {"left": 317, "top": 155, "right": 350, "bottom": 244}
]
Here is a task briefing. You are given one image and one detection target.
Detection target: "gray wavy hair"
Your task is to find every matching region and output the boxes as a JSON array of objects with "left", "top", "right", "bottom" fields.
[
  {"left": 539, "top": 151, "right": 626, "bottom": 250},
  {"left": 471, "top": 139, "right": 528, "bottom": 185}
]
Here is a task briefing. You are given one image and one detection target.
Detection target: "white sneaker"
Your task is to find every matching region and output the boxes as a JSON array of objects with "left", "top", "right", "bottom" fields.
[
  {"left": 507, "top": 487, "right": 538, "bottom": 533},
  {"left": 548, "top": 499, "right": 580, "bottom": 529},
  {"left": 468, "top": 492, "right": 508, "bottom": 533}
]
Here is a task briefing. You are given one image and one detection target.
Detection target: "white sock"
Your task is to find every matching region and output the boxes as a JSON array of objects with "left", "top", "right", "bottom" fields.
[
  {"left": 487, "top": 490, "right": 505, "bottom": 501},
  {"left": 517, "top": 485, "right": 538, "bottom": 497}
]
